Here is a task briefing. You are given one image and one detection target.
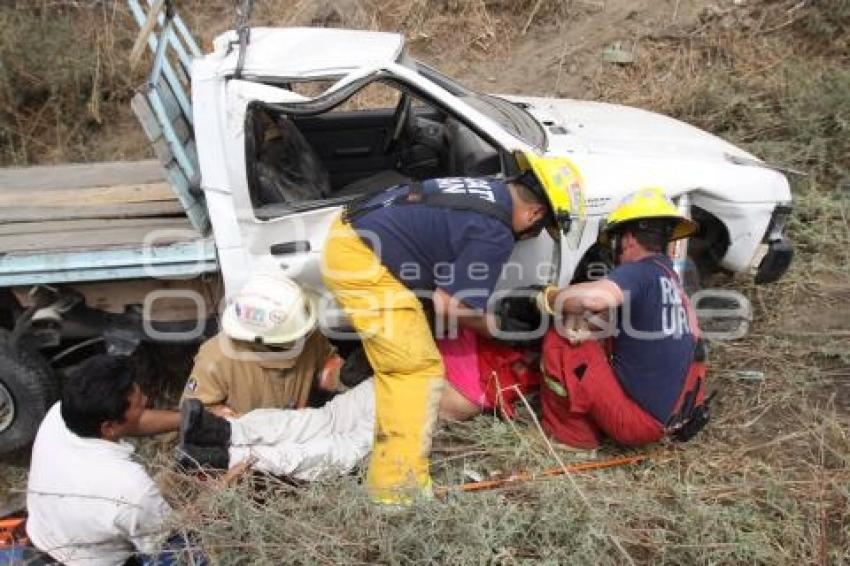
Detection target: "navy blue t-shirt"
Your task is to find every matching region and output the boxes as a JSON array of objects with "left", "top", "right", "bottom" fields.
[
  {"left": 607, "top": 255, "right": 696, "bottom": 423},
  {"left": 352, "top": 177, "right": 515, "bottom": 310}
]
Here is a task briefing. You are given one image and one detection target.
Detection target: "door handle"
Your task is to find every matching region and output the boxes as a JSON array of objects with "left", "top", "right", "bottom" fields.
[{"left": 270, "top": 241, "right": 311, "bottom": 255}]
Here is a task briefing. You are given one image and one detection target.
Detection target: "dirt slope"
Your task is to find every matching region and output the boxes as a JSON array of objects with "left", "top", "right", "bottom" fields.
[
  {"left": 0, "top": 0, "right": 720, "bottom": 165},
  {"left": 438, "top": 0, "right": 716, "bottom": 97}
]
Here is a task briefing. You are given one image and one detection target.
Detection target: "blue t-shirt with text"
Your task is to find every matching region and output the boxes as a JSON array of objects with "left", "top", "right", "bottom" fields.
[
  {"left": 607, "top": 255, "right": 696, "bottom": 423},
  {"left": 352, "top": 177, "right": 515, "bottom": 311}
]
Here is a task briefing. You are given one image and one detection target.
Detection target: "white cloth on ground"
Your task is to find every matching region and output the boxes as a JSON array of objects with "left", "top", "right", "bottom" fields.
[
  {"left": 26, "top": 403, "right": 171, "bottom": 566},
  {"left": 228, "top": 378, "right": 375, "bottom": 480}
]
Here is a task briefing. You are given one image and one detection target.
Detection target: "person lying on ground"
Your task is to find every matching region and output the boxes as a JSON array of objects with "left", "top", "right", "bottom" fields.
[
  {"left": 177, "top": 379, "right": 374, "bottom": 480},
  {"left": 516, "top": 187, "right": 710, "bottom": 450},
  {"left": 25, "top": 355, "right": 205, "bottom": 566},
  {"left": 437, "top": 327, "right": 541, "bottom": 422},
  {"left": 177, "top": 333, "right": 540, "bottom": 478}
]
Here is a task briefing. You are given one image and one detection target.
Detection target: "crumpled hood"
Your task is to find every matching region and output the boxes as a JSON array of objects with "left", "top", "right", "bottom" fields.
[
  {"left": 504, "top": 96, "right": 756, "bottom": 163},
  {"left": 498, "top": 95, "right": 791, "bottom": 210}
]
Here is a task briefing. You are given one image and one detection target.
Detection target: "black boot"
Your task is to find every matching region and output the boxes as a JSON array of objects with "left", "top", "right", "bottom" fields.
[
  {"left": 180, "top": 399, "right": 231, "bottom": 447},
  {"left": 177, "top": 443, "right": 230, "bottom": 471},
  {"left": 339, "top": 346, "right": 373, "bottom": 388}
]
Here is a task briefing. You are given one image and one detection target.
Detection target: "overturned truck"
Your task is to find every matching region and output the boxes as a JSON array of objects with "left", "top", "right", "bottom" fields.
[{"left": 0, "top": 0, "right": 793, "bottom": 453}]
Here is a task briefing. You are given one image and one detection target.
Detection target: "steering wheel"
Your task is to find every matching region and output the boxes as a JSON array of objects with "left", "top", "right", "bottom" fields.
[{"left": 383, "top": 92, "right": 412, "bottom": 154}]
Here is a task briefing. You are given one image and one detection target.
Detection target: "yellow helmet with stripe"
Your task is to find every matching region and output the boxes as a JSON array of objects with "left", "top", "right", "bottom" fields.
[
  {"left": 514, "top": 151, "right": 586, "bottom": 240},
  {"left": 599, "top": 187, "right": 698, "bottom": 245}
]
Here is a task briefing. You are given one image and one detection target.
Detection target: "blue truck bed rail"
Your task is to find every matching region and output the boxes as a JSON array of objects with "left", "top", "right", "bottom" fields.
[{"left": 128, "top": 0, "right": 209, "bottom": 235}]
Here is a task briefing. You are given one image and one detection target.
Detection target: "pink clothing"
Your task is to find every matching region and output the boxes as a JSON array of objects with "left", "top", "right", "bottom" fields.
[{"left": 437, "top": 328, "right": 494, "bottom": 409}]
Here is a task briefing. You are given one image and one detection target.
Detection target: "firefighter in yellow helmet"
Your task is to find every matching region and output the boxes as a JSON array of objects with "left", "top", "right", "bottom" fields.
[
  {"left": 321, "top": 152, "right": 582, "bottom": 503},
  {"left": 527, "top": 187, "right": 711, "bottom": 449}
]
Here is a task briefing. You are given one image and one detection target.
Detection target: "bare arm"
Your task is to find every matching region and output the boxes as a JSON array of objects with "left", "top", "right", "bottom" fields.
[
  {"left": 126, "top": 409, "right": 180, "bottom": 437},
  {"left": 432, "top": 288, "right": 498, "bottom": 338},
  {"left": 544, "top": 279, "right": 624, "bottom": 316}
]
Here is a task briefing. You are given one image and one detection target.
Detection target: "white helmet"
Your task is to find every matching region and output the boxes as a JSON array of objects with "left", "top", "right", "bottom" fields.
[{"left": 221, "top": 272, "right": 318, "bottom": 345}]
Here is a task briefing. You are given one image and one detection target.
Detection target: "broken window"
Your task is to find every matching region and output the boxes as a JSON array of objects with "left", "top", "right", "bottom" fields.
[{"left": 244, "top": 78, "right": 503, "bottom": 220}]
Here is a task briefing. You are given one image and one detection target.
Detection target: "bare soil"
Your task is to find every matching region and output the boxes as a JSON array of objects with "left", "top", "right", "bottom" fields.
[
  {"left": 1, "top": 0, "right": 723, "bottom": 166},
  {"left": 437, "top": 0, "right": 717, "bottom": 97}
]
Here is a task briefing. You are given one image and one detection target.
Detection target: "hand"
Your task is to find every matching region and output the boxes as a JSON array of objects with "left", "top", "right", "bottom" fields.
[
  {"left": 317, "top": 354, "right": 345, "bottom": 392},
  {"left": 564, "top": 313, "right": 593, "bottom": 345},
  {"left": 210, "top": 405, "right": 237, "bottom": 419},
  {"left": 339, "top": 347, "right": 373, "bottom": 388},
  {"left": 534, "top": 285, "right": 559, "bottom": 316}
]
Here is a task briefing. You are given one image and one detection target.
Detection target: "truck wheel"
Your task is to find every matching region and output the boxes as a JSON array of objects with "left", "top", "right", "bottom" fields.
[{"left": 0, "top": 331, "right": 57, "bottom": 455}]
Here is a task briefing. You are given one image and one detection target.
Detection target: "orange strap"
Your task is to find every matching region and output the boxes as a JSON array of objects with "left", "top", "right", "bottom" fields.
[
  {"left": 0, "top": 517, "right": 28, "bottom": 547},
  {"left": 435, "top": 453, "right": 649, "bottom": 496}
]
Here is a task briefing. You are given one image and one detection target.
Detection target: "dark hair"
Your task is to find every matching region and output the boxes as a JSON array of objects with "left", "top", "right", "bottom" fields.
[
  {"left": 621, "top": 218, "right": 675, "bottom": 253},
  {"left": 511, "top": 172, "right": 547, "bottom": 206},
  {"left": 61, "top": 355, "right": 135, "bottom": 438}
]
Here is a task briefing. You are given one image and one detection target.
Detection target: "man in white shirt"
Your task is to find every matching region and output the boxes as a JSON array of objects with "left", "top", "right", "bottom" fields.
[{"left": 26, "top": 355, "right": 176, "bottom": 566}]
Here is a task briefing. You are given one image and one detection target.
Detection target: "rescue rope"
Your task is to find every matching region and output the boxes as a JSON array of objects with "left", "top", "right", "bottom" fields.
[{"left": 434, "top": 452, "right": 651, "bottom": 497}]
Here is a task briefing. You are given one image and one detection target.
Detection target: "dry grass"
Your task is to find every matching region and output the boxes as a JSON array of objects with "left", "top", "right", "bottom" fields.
[
  {"left": 589, "top": 1, "right": 850, "bottom": 186},
  {"left": 0, "top": 1, "right": 148, "bottom": 165},
  {"left": 0, "top": 0, "right": 583, "bottom": 166}
]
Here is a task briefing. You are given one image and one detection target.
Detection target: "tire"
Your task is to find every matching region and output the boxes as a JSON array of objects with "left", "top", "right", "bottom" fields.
[{"left": 0, "top": 330, "right": 57, "bottom": 455}]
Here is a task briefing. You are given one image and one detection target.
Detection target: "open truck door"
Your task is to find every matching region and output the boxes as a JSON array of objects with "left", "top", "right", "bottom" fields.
[{"left": 220, "top": 79, "right": 338, "bottom": 296}]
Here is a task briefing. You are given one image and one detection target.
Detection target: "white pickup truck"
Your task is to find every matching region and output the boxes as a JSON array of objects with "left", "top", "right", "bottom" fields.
[{"left": 0, "top": 1, "right": 792, "bottom": 453}]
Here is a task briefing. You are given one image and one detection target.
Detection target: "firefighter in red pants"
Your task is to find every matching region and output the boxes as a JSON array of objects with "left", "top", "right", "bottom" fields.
[{"left": 531, "top": 187, "right": 708, "bottom": 449}]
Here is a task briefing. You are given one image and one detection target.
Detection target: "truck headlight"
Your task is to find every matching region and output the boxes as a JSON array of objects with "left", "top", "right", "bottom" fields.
[{"left": 764, "top": 204, "right": 792, "bottom": 242}]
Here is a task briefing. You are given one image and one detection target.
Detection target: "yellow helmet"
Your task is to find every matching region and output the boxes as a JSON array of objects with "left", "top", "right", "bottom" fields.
[
  {"left": 599, "top": 187, "right": 698, "bottom": 245},
  {"left": 514, "top": 151, "right": 586, "bottom": 239}
]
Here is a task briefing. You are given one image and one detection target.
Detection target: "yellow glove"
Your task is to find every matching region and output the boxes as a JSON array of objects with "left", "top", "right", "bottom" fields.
[{"left": 535, "top": 285, "right": 559, "bottom": 316}]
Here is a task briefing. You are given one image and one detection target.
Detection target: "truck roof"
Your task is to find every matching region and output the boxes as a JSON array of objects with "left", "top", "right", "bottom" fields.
[{"left": 208, "top": 27, "right": 405, "bottom": 79}]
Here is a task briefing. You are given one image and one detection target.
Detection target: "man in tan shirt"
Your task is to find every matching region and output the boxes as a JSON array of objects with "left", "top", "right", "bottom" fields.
[
  {"left": 174, "top": 272, "right": 378, "bottom": 480},
  {"left": 181, "top": 272, "right": 344, "bottom": 417},
  {"left": 183, "top": 329, "right": 335, "bottom": 415}
]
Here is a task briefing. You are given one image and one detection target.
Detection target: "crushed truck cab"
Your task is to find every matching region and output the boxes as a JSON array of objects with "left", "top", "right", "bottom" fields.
[{"left": 190, "top": 25, "right": 793, "bottom": 296}]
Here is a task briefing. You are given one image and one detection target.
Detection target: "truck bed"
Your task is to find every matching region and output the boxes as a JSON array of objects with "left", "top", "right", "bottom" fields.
[
  {"left": 0, "top": 160, "right": 198, "bottom": 253},
  {"left": 0, "top": 160, "right": 217, "bottom": 286}
]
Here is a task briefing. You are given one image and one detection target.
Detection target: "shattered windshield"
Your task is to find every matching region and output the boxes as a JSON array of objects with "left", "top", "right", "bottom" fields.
[{"left": 410, "top": 60, "right": 546, "bottom": 149}]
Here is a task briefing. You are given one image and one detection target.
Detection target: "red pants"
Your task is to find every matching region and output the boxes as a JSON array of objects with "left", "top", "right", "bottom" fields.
[{"left": 541, "top": 330, "right": 664, "bottom": 449}]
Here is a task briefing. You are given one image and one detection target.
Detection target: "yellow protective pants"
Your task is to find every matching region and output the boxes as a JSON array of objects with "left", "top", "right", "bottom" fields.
[{"left": 322, "top": 215, "right": 444, "bottom": 503}]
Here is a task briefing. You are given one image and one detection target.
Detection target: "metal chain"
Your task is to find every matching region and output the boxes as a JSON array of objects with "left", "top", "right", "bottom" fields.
[{"left": 233, "top": 0, "right": 255, "bottom": 79}]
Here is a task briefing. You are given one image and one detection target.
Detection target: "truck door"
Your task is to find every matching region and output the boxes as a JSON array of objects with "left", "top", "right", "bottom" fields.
[{"left": 221, "top": 80, "right": 343, "bottom": 302}]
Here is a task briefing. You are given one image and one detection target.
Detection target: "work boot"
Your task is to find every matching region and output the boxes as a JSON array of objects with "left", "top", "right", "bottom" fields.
[
  {"left": 180, "top": 399, "right": 231, "bottom": 447},
  {"left": 177, "top": 443, "right": 230, "bottom": 471},
  {"left": 339, "top": 346, "right": 373, "bottom": 388}
]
